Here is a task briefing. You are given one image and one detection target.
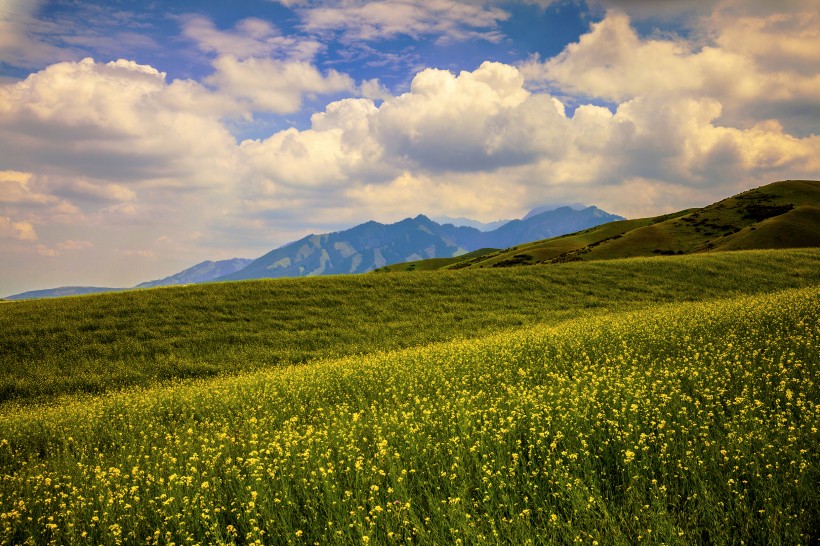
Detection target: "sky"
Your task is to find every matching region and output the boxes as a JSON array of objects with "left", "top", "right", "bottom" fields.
[{"left": 1, "top": 0, "right": 819, "bottom": 296}]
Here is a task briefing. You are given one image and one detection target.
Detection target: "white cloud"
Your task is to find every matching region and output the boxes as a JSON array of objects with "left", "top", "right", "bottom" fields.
[
  {"left": 57, "top": 239, "right": 93, "bottom": 251},
  {"left": 0, "top": 57, "right": 239, "bottom": 187},
  {"left": 206, "top": 55, "right": 355, "bottom": 114},
  {"left": 233, "top": 57, "right": 819, "bottom": 225},
  {"left": 294, "top": 0, "right": 510, "bottom": 43},
  {"left": 181, "top": 15, "right": 322, "bottom": 61},
  {"left": 0, "top": 0, "right": 69, "bottom": 67},
  {"left": 0, "top": 216, "right": 37, "bottom": 241},
  {"left": 49, "top": 179, "right": 136, "bottom": 203},
  {"left": 180, "top": 15, "right": 356, "bottom": 116},
  {"left": 0, "top": 170, "right": 56, "bottom": 204},
  {"left": 33, "top": 239, "right": 94, "bottom": 256},
  {"left": 373, "top": 62, "right": 568, "bottom": 171},
  {"left": 359, "top": 78, "right": 393, "bottom": 101},
  {"left": 35, "top": 244, "right": 57, "bottom": 256},
  {"left": 522, "top": 6, "right": 820, "bottom": 135},
  {"left": 115, "top": 249, "right": 156, "bottom": 259}
]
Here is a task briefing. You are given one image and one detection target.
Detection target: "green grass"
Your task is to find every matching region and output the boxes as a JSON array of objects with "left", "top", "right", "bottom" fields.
[
  {"left": 2, "top": 248, "right": 820, "bottom": 404},
  {"left": 0, "top": 285, "right": 817, "bottom": 544},
  {"left": 2, "top": 246, "right": 819, "bottom": 544},
  {"left": 373, "top": 248, "right": 499, "bottom": 272}
]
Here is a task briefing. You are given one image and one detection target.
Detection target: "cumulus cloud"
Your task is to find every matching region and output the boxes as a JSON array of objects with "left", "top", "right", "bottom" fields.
[
  {"left": 374, "top": 63, "right": 569, "bottom": 171},
  {"left": 180, "top": 15, "right": 357, "bottom": 115},
  {"left": 57, "top": 239, "right": 93, "bottom": 251},
  {"left": 294, "top": 0, "right": 510, "bottom": 43},
  {"left": 33, "top": 239, "right": 94, "bottom": 257},
  {"left": 206, "top": 55, "right": 355, "bottom": 114},
  {"left": 49, "top": 179, "right": 137, "bottom": 204},
  {"left": 234, "top": 57, "right": 819, "bottom": 224},
  {"left": 115, "top": 249, "right": 156, "bottom": 259},
  {"left": 0, "top": 57, "right": 239, "bottom": 186},
  {"left": 522, "top": 6, "right": 820, "bottom": 135},
  {"left": 35, "top": 244, "right": 57, "bottom": 256}
]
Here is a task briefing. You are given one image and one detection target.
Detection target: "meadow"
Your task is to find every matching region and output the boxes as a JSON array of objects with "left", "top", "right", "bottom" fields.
[
  {"left": 1, "top": 248, "right": 819, "bottom": 403},
  {"left": 0, "top": 249, "right": 818, "bottom": 544}
]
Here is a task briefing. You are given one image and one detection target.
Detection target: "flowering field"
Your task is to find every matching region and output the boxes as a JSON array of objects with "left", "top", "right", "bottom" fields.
[
  {"left": 2, "top": 248, "right": 820, "bottom": 404},
  {"left": 1, "top": 283, "right": 817, "bottom": 544}
]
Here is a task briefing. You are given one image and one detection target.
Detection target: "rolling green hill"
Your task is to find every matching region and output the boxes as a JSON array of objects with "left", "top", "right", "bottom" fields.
[
  {"left": 376, "top": 180, "right": 820, "bottom": 272},
  {"left": 1, "top": 248, "right": 819, "bottom": 404}
]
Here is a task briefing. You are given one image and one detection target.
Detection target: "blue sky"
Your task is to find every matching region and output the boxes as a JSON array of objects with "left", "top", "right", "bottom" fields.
[{"left": 1, "top": 0, "right": 819, "bottom": 295}]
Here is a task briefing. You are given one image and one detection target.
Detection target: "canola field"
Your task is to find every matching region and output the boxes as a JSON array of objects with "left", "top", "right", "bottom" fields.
[
  {"left": 2, "top": 248, "right": 820, "bottom": 404},
  {"left": 1, "top": 285, "right": 817, "bottom": 545}
]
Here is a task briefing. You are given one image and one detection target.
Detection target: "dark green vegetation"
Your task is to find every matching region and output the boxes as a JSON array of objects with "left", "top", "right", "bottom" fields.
[
  {"left": 2, "top": 248, "right": 819, "bottom": 404},
  {"left": 378, "top": 180, "right": 820, "bottom": 271}
]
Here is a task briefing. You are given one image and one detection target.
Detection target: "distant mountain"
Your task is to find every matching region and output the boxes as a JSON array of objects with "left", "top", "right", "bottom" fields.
[
  {"left": 218, "top": 215, "right": 481, "bottom": 281},
  {"left": 5, "top": 204, "right": 625, "bottom": 299},
  {"left": 218, "top": 206, "right": 624, "bottom": 282},
  {"left": 522, "top": 203, "right": 587, "bottom": 220},
  {"left": 480, "top": 206, "right": 621, "bottom": 249},
  {"left": 137, "top": 258, "right": 253, "bottom": 288},
  {"left": 433, "top": 215, "right": 511, "bottom": 232},
  {"left": 377, "top": 180, "right": 820, "bottom": 272},
  {"left": 5, "top": 258, "right": 252, "bottom": 300},
  {"left": 5, "top": 286, "right": 126, "bottom": 301}
]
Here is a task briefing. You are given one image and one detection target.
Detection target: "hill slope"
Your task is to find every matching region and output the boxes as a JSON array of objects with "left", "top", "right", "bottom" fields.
[{"left": 1, "top": 248, "right": 819, "bottom": 403}]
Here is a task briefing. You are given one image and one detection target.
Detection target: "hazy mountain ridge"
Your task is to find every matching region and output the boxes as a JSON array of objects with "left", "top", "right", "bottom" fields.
[
  {"left": 137, "top": 258, "right": 253, "bottom": 289},
  {"left": 217, "top": 206, "right": 624, "bottom": 282},
  {"left": 4, "top": 205, "right": 624, "bottom": 299},
  {"left": 4, "top": 286, "right": 127, "bottom": 301},
  {"left": 5, "top": 258, "right": 252, "bottom": 301},
  {"left": 433, "top": 216, "right": 511, "bottom": 232}
]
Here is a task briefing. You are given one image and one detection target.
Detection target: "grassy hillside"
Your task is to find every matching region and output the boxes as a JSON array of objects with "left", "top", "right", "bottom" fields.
[
  {"left": 2, "top": 248, "right": 820, "bottom": 403},
  {"left": 378, "top": 180, "right": 820, "bottom": 271},
  {"left": 1, "top": 286, "right": 817, "bottom": 544},
  {"left": 373, "top": 248, "right": 498, "bottom": 272}
]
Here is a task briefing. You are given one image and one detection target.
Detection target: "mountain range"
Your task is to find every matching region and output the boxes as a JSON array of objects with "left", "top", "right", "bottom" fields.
[
  {"left": 136, "top": 258, "right": 253, "bottom": 289},
  {"left": 4, "top": 259, "right": 252, "bottom": 301},
  {"left": 5, "top": 205, "right": 623, "bottom": 299},
  {"left": 218, "top": 206, "right": 620, "bottom": 282},
  {"left": 375, "top": 180, "right": 820, "bottom": 272}
]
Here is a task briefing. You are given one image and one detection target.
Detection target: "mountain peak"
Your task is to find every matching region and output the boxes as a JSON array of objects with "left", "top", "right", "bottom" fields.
[
  {"left": 216, "top": 204, "right": 623, "bottom": 282},
  {"left": 523, "top": 203, "right": 588, "bottom": 221}
]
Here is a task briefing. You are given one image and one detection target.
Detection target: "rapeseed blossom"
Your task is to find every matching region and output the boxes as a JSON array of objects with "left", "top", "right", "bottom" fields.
[{"left": 0, "top": 286, "right": 817, "bottom": 544}]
